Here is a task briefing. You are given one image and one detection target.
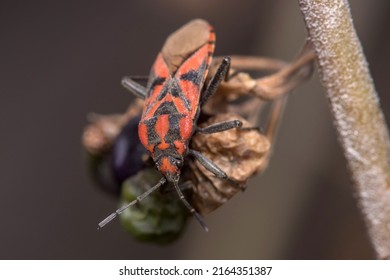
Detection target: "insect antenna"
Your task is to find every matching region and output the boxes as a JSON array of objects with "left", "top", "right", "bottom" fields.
[
  {"left": 97, "top": 177, "right": 167, "bottom": 229},
  {"left": 173, "top": 180, "right": 209, "bottom": 232}
]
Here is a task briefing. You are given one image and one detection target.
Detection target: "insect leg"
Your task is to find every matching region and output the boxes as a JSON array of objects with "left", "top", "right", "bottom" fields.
[
  {"left": 172, "top": 180, "right": 209, "bottom": 232},
  {"left": 197, "top": 119, "right": 242, "bottom": 134},
  {"left": 200, "top": 56, "right": 231, "bottom": 106},
  {"left": 197, "top": 119, "right": 259, "bottom": 135},
  {"left": 189, "top": 149, "right": 245, "bottom": 190},
  {"left": 121, "top": 76, "right": 147, "bottom": 99},
  {"left": 97, "top": 177, "right": 167, "bottom": 229}
]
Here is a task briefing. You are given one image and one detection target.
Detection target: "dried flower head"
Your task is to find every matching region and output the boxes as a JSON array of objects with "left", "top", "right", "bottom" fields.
[{"left": 190, "top": 113, "right": 271, "bottom": 215}]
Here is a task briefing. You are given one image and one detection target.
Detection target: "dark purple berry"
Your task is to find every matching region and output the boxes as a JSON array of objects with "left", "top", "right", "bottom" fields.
[{"left": 109, "top": 115, "right": 147, "bottom": 185}]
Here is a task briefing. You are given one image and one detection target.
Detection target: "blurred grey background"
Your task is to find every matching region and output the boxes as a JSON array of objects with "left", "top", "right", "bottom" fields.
[{"left": 1, "top": 0, "right": 389, "bottom": 259}]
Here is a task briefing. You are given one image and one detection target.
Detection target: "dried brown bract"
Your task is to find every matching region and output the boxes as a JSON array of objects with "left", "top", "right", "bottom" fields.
[{"left": 190, "top": 113, "right": 271, "bottom": 215}]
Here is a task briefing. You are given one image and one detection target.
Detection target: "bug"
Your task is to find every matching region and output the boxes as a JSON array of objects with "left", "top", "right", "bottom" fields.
[{"left": 98, "top": 19, "right": 245, "bottom": 231}]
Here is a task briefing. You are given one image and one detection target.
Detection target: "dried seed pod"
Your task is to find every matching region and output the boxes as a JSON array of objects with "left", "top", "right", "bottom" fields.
[
  {"left": 119, "top": 168, "right": 189, "bottom": 243},
  {"left": 190, "top": 113, "right": 271, "bottom": 215}
]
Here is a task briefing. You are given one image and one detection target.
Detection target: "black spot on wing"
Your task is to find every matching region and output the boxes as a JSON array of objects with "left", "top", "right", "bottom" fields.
[
  {"left": 179, "top": 60, "right": 207, "bottom": 88},
  {"left": 180, "top": 69, "right": 200, "bottom": 84}
]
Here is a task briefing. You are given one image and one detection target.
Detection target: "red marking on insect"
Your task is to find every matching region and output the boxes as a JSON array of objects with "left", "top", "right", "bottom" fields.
[
  {"left": 138, "top": 122, "right": 153, "bottom": 153},
  {"left": 174, "top": 140, "right": 185, "bottom": 155},
  {"left": 160, "top": 157, "right": 178, "bottom": 174},
  {"left": 178, "top": 117, "right": 193, "bottom": 140}
]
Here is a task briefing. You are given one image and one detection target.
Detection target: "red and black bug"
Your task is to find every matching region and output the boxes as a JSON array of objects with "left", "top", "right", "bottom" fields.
[{"left": 98, "top": 19, "right": 244, "bottom": 231}]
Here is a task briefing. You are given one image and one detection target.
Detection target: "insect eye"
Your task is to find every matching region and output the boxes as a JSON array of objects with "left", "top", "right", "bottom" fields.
[
  {"left": 173, "top": 159, "right": 183, "bottom": 167},
  {"left": 168, "top": 157, "right": 182, "bottom": 170}
]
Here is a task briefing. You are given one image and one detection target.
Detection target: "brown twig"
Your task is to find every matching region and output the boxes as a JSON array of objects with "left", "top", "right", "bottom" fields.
[
  {"left": 213, "top": 43, "right": 315, "bottom": 100},
  {"left": 299, "top": 0, "right": 390, "bottom": 259}
]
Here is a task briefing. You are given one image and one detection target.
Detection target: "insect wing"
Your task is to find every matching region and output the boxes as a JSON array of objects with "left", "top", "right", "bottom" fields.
[{"left": 174, "top": 41, "right": 214, "bottom": 119}]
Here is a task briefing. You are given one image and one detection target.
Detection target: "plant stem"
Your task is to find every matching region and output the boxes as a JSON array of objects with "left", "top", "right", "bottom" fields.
[{"left": 299, "top": 0, "right": 390, "bottom": 259}]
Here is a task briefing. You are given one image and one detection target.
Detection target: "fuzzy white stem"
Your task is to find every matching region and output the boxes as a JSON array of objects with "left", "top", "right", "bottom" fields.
[{"left": 299, "top": 0, "right": 390, "bottom": 259}]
